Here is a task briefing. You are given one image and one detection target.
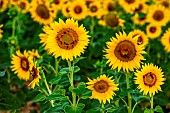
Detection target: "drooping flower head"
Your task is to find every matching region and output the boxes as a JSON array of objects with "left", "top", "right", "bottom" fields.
[
  {"left": 45, "top": 18, "right": 90, "bottom": 61},
  {"left": 134, "top": 63, "right": 165, "bottom": 96},
  {"left": 11, "top": 50, "right": 33, "bottom": 81},
  {"left": 161, "top": 28, "right": 170, "bottom": 53},
  {"left": 105, "top": 31, "right": 146, "bottom": 72},
  {"left": 86, "top": 74, "right": 119, "bottom": 104}
]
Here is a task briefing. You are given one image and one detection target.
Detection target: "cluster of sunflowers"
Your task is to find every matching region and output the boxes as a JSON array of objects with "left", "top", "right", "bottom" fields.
[{"left": 1, "top": 0, "right": 170, "bottom": 112}]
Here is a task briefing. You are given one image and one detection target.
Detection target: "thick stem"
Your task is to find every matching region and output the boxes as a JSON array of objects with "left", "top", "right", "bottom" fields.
[
  {"left": 67, "top": 60, "right": 77, "bottom": 108},
  {"left": 55, "top": 58, "right": 61, "bottom": 76},
  {"left": 151, "top": 96, "right": 154, "bottom": 113},
  {"left": 101, "top": 103, "right": 105, "bottom": 113},
  {"left": 126, "top": 73, "right": 132, "bottom": 113}
]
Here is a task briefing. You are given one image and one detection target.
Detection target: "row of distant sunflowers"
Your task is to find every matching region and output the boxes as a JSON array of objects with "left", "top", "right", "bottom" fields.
[{"left": 1, "top": 0, "right": 170, "bottom": 112}]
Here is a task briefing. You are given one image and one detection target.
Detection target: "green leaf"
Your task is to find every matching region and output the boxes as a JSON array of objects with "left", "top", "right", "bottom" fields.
[
  {"left": 74, "top": 66, "right": 80, "bottom": 73},
  {"left": 46, "top": 89, "right": 66, "bottom": 101},
  {"left": 72, "top": 82, "right": 86, "bottom": 94},
  {"left": 33, "top": 93, "right": 46, "bottom": 102},
  {"left": 154, "top": 105, "right": 163, "bottom": 113},
  {"left": 81, "top": 89, "right": 92, "bottom": 99},
  {"left": 86, "top": 109, "right": 100, "bottom": 113},
  {"left": 64, "top": 103, "right": 85, "bottom": 113},
  {"left": 0, "top": 71, "right": 5, "bottom": 77},
  {"left": 144, "top": 108, "right": 152, "bottom": 113},
  {"left": 73, "top": 57, "right": 86, "bottom": 65},
  {"left": 49, "top": 75, "right": 62, "bottom": 85}
]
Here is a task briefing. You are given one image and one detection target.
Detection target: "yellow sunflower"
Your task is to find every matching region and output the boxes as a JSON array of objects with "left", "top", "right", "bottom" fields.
[
  {"left": 104, "top": 13, "right": 125, "bottom": 28},
  {"left": 11, "top": 50, "right": 33, "bottom": 81},
  {"left": 69, "top": 0, "right": 88, "bottom": 20},
  {"left": 28, "top": 65, "right": 41, "bottom": 89},
  {"left": 105, "top": 31, "right": 146, "bottom": 72},
  {"left": 16, "top": 0, "right": 30, "bottom": 14},
  {"left": 147, "top": 4, "right": 170, "bottom": 26},
  {"left": 129, "top": 29, "right": 148, "bottom": 46},
  {"left": 103, "top": 0, "right": 116, "bottom": 12},
  {"left": 9, "top": 0, "right": 19, "bottom": 6},
  {"left": 133, "top": 13, "right": 147, "bottom": 26},
  {"left": 146, "top": 24, "right": 162, "bottom": 39},
  {"left": 133, "top": 2, "right": 148, "bottom": 14},
  {"left": 61, "top": 1, "right": 71, "bottom": 18},
  {"left": 45, "top": 18, "right": 90, "bottom": 61},
  {"left": 28, "top": 49, "right": 41, "bottom": 60},
  {"left": 88, "top": 1, "right": 102, "bottom": 17},
  {"left": 51, "top": 0, "right": 66, "bottom": 11},
  {"left": 156, "top": 0, "right": 170, "bottom": 10},
  {"left": 97, "top": 10, "right": 108, "bottom": 26},
  {"left": 134, "top": 63, "right": 165, "bottom": 97},
  {"left": 29, "top": 0, "right": 55, "bottom": 25},
  {"left": 0, "top": 0, "right": 8, "bottom": 12},
  {"left": 119, "top": 0, "right": 140, "bottom": 14},
  {"left": 86, "top": 74, "right": 119, "bottom": 104},
  {"left": 0, "top": 24, "right": 3, "bottom": 39},
  {"left": 161, "top": 28, "right": 170, "bottom": 52}
]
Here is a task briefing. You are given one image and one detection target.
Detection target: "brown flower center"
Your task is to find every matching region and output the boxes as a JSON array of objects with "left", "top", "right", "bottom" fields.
[
  {"left": 162, "top": 1, "right": 169, "bottom": 8},
  {"left": 36, "top": 4, "right": 50, "bottom": 19},
  {"left": 135, "top": 4, "right": 143, "bottom": 12},
  {"left": 143, "top": 72, "right": 157, "bottom": 87},
  {"left": 20, "top": 2, "right": 26, "bottom": 9},
  {"left": 90, "top": 5, "right": 98, "bottom": 13},
  {"left": 133, "top": 34, "right": 143, "bottom": 45},
  {"left": 107, "top": 3, "right": 115, "bottom": 11},
  {"left": 149, "top": 26, "right": 156, "bottom": 33},
  {"left": 56, "top": 28, "right": 78, "bottom": 50},
  {"left": 74, "top": 5, "right": 82, "bottom": 14},
  {"left": 153, "top": 10, "right": 164, "bottom": 21},
  {"left": 125, "top": 0, "right": 135, "bottom": 4},
  {"left": 105, "top": 14, "right": 119, "bottom": 27},
  {"left": 139, "top": 16, "right": 146, "bottom": 21},
  {"left": 21, "top": 57, "right": 29, "bottom": 71},
  {"left": 93, "top": 80, "right": 109, "bottom": 93},
  {"left": 0, "top": 1, "right": 3, "bottom": 8},
  {"left": 114, "top": 40, "right": 136, "bottom": 62},
  {"left": 53, "top": 0, "right": 59, "bottom": 5},
  {"left": 31, "top": 66, "right": 38, "bottom": 79}
]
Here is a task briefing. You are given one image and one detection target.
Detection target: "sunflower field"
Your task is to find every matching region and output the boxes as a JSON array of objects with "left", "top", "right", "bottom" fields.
[{"left": 1, "top": 0, "right": 170, "bottom": 113}]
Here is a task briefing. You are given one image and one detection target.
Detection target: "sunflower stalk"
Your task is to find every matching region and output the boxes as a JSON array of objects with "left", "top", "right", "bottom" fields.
[
  {"left": 67, "top": 60, "right": 77, "bottom": 108},
  {"left": 150, "top": 96, "right": 154, "bottom": 113},
  {"left": 55, "top": 57, "right": 61, "bottom": 76},
  {"left": 126, "top": 73, "right": 132, "bottom": 113}
]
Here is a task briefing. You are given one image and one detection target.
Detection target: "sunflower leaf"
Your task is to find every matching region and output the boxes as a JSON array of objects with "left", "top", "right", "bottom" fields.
[
  {"left": 73, "top": 57, "right": 86, "bottom": 65},
  {"left": 0, "top": 71, "right": 5, "bottom": 77},
  {"left": 64, "top": 103, "right": 85, "bottom": 113},
  {"left": 72, "top": 82, "right": 86, "bottom": 94},
  {"left": 154, "top": 105, "right": 163, "bottom": 113},
  {"left": 33, "top": 92, "right": 46, "bottom": 102},
  {"left": 49, "top": 75, "right": 62, "bottom": 85}
]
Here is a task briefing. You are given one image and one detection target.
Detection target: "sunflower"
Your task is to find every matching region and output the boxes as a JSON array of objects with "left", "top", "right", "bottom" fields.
[
  {"left": 0, "top": 0, "right": 8, "bottom": 12},
  {"left": 86, "top": 74, "right": 119, "bottom": 104},
  {"left": 129, "top": 29, "right": 148, "bottom": 46},
  {"left": 16, "top": 0, "right": 30, "bottom": 14},
  {"left": 97, "top": 10, "right": 108, "bottom": 26},
  {"left": 29, "top": 0, "right": 55, "bottom": 25},
  {"left": 161, "top": 28, "right": 170, "bottom": 52},
  {"left": 147, "top": 4, "right": 169, "bottom": 26},
  {"left": 61, "top": 1, "right": 71, "bottom": 18},
  {"left": 11, "top": 50, "right": 33, "bottom": 81},
  {"left": 45, "top": 18, "right": 90, "bottom": 61},
  {"left": 103, "top": 0, "right": 116, "bottom": 12},
  {"left": 0, "top": 24, "right": 3, "bottom": 39},
  {"left": 88, "top": 1, "right": 102, "bottom": 17},
  {"left": 51, "top": 0, "right": 66, "bottom": 11},
  {"left": 28, "top": 65, "right": 41, "bottom": 89},
  {"left": 105, "top": 13, "right": 125, "bottom": 28},
  {"left": 134, "top": 63, "right": 165, "bottom": 97},
  {"left": 69, "top": 0, "right": 88, "bottom": 20},
  {"left": 156, "top": 0, "right": 170, "bottom": 9},
  {"left": 146, "top": 24, "right": 162, "bottom": 39},
  {"left": 133, "top": 13, "right": 147, "bottom": 26},
  {"left": 9, "top": 0, "right": 19, "bottom": 6},
  {"left": 105, "top": 31, "right": 146, "bottom": 72},
  {"left": 28, "top": 49, "right": 41, "bottom": 60},
  {"left": 133, "top": 2, "right": 148, "bottom": 14},
  {"left": 119, "top": 0, "right": 140, "bottom": 14}
]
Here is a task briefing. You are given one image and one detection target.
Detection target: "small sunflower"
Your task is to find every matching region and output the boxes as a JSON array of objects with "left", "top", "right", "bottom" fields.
[
  {"left": 28, "top": 49, "right": 41, "bottom": 60},
  {"left": 69, "top": 0, "right": 88, "bottom": 20},
  {"left": 9, "top": 0, "right": 19, "bottom": 6},
  {"left": 133, "top": 2, "right": 148, "bottom": 14},
  {"left": 16, "top": 0, "right": 30, "bottom": 13},
  {"left": 51, "top": 0, "right": 66, "bottom": 11},
  {"left": 134, "top": 63, "right": 165, "bottom": 96},
  {"left": 105, "top": 31, "right": 146, "bottom": 72},
  {"left": 11, "top": 50, "right": 33, "bottom": 81},
  {"left": 61, "top": 1, "right": 71, "bottom": 18},
  {"left": 146, "top": 24, "right": 162, "bottom": 39},
  {"left": 156, "top": 0, "right": 170, "bottom": 9},
  {"left": 129, "top": 29, "right": 148, "bottom": 46},
  {"left": 119, "top": 0, "right": 140, "bottom": 13},
  {"left": 147, "top": 4, "right": 169, "bottom": 26},
  {"left": 0, "top": 0, "right": 8, "bottom": 12},
  {"left": 161, "top": 28, "right": 170, "bottom": 52},
  {"left": 0, "top": 24, "right": 3, "bottom": 39},
  {"left": 29, "top": 0, "right": 55, "bottom": 25},
  {"left": 29, "top": 65, "right": 41, "bottom": 89},
  {"left": 133, "top": 13, "right": 147, "bottom": 26},
  {"left": 88, "top": 1, "right": 102, "bottom": 17},
  {"left": 103, "top": 0, "right": 116, "bottom": 12},
  {"left": 86, "top": 74, "right": 119, "bottom": 104},
  {"left": 45, "top": 18, "right": 90, "bottom": 61}
]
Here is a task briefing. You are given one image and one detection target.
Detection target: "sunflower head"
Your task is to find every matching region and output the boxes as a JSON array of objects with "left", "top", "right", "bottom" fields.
[
  {"left": 105, "top": 31, "right": 146, "bottom": 72},
  {"left": 86, "top": 74, "right": 119, "bottom": 104},
  {"left": 161, "top": 28, "right": 170, "bottom": 53},
  {"left": 134, "top": 63, "right": 166, "bottom": 97},
  {"left": 146, "top": 24, "right": 162, "bottom": 39}
]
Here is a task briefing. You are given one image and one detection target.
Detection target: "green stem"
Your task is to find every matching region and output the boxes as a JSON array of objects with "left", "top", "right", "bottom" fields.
[
  {"left": 6, "top": 68, "right": 11, "bottom": 83},
  {"left": 41, "top": 71, "right": 54, "bottom": 107},
  {"left": 150, "top": 96, "right": 154, "bottom": 113},
  {"left": 132, "top": 100, "right": 143, "bottom": 113},
  {"left": 67, "top": 60, "right": 77, "bottom": 108},
  {"left": 164, "top": 52, "right": 168, "bottom": 63},
  {"left": 55, "top": 58, "right": 61, "bottom": 76},
  {"left": 126, "top": 73, "right": 132, "bottom": 113},
  {"left": 12, "top": 17, "right": 17, "bottom": 37},
  {"left": 101, "top": 103, "right": 105, "bottom": 113}
]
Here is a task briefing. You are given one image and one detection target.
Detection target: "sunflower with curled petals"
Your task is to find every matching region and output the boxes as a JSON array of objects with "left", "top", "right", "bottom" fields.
[
  {"left": 161, "top": 28, "right": 170, "bottom": 53},
  {"left": 11, "top": 50, "right": 34, "bottom": 81},
  {"left": 147, "top": 4, "right": 169, "bottom": 26},
  {"left": 146, "top": 24, "right": 162, "bottom": 39},
  {"left": 86, "top": 74, "right": 119, "bottom": 104},
  {"left": 0, "top": 0, "right": 8, "bottom": 12},
  {"left": 134, "top": 63, "right": 165, "bottom": 97},
  {"left": 29, "top": 0, "right": 55, "bottom": 25},
  {"left": 105, "top": 31, "right": 146, "bottom": 72},
  {"left": 45, "top": 18, "right": 90, "bottom": 61}
]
